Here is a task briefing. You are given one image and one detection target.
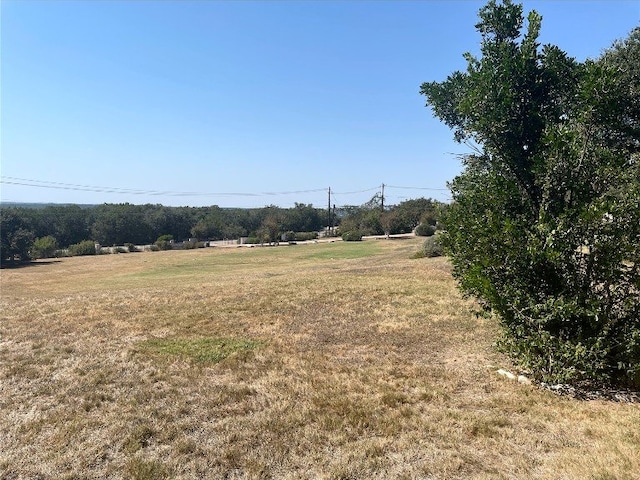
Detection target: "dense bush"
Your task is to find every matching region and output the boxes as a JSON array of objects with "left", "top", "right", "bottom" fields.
[
  {"left": 155, "top": 234, "right": 173, "bottom": 251},
  {"left": 341, "top": 231, "right": 363, "bottom": 242},
  {"left": 31, "top": 236, "right": 59, "bottom": 259},
  {"left": 415, "top": 223, "right": 436, "bottom": 237},
  {"left": 421, "top": 236, "right": 444, "bottom": 258},
  {"left": 155, "top": 241, "right": 172, "bottom": 250},
  {"left": 422, "top": 2, "right": 640, "bottom": 387},
  {"left": 294, "top": 232, "right": 318, "bottom": 241},
  {"left": 68, "top": 240, "right": 97, "bottom": 256}
]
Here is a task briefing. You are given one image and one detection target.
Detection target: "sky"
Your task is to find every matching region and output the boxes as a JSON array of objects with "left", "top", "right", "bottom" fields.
[{"left": 1, "top": 1, "right": 638, "bottom": 209}]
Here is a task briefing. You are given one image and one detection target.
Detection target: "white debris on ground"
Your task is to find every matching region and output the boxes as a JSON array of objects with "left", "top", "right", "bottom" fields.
[
  {"left": 496, "top": 368, "right": 532, "bottom": 384},
  {"left": 494, "top": 367, "right": 639, "bottom": 403}
]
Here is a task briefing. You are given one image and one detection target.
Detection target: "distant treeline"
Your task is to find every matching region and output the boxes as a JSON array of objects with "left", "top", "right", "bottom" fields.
[{"left": 1, "top": 197, "right": 445, "bottom": 263}]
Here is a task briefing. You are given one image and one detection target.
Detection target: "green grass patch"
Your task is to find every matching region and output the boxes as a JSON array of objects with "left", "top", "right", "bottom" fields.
[
  {"left": 125, "top": 241, "right": 382, "bottom": 283},
  {"left": 138, "top": 337, "right": 260, "bottom": 363},
  {"left": 128, "top": 261, "right": 227, "bottom": 280},
  {"left": 299, "top": 241, "right": 381, "bottom": 261}
]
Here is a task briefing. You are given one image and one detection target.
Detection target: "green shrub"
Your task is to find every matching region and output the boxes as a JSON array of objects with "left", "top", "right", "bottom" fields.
[
  {"left": 341, "top": 231, "right": 363, "bottom": 242},
  {"left": 31, "top": 236, "right": 58, "bottom": 259},
  {"left": 421, "top": 3, "right": 640, "bottom": 387},
  {"left": 68, "top": 240, "right": 97, "bottom": 256},
  {"left": 295, "top": 231, "right": 318, "bottom": 241},
  {"left": 155, "top": 236, "right": 173, "bottom": 250},
  {"left": 415, "top": 223, "right": 436, "bottom": 237},
  {"left": 125, "top": 243, "right": 138, "bottom": 252},
  {"left": 421, "top": 236, "right": 443, "bottom": 258}
]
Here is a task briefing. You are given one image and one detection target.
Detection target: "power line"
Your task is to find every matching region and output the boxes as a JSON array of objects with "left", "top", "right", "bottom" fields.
[
  {"left": 386, "top": 184, "right": 449, "bottom": 191},
  {"left": 332, "top": 186, "right": 380, "bottom": 195},
  {"left": 1, "top": 176, "right": 450, "bottom": 202},
  {"left": 2, "top": 179, "right": 187, "bottom": 196},
  {"left": 0, "top": 176, "right": 326, "bottom": 198}
]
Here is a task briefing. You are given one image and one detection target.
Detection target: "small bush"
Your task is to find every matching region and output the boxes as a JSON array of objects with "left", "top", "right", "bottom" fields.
[
  {"left": 341, "top": 231, "right": 363, "bottom": 242},
  {"left": 421, "top": 236, "right": 443, "bottom": 258},
  {"left": 415, "top": 223, "right": 436, "bottom": 237},
  {"left": 295, "top": 231, "right": 318, "bottom": 241},
  {"left": 155, "top": 235, "right": 173, "bottom": 251},
  {"left": 156, "top": 242, "right": 172, "bottom": 250},
  {"left": 68, "top": 240, "right": 97, "bottom": 256},
  {"left": 114, "top": 246, "right": 127, "bottom": 254},
  {"left": 125, "top": 243, "right": 138, "bottom": 252},
  {"left": 244, "top": 237, "right": 260, "bottom": 245},
  {"left": 155, "top": 240, "right": 172, "bottom": 250},
  {"left": 31, "top": 236, "right": 58, "bottom": 259}
]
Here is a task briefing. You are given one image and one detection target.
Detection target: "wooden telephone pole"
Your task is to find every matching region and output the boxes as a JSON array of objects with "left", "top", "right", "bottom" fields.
[{"left": 328, "top": 187, "right": 332, "bottom": 234}]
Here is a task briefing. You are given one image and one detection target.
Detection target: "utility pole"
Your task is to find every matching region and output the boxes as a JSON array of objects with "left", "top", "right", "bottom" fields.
[
  {"left": 333, "top": 204, "right": 336, "bottom": 235},
  {"left": 328, "top": 187, "right": 332, "bottom": 234},
  {"left": 381, "top": 183, "right": 385, "bottom": 212}
]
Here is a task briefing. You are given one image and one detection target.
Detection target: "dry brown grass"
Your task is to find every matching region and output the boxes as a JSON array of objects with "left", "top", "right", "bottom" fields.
[{"left": 1, "top": 239, "right": 639, "bottom": 479}]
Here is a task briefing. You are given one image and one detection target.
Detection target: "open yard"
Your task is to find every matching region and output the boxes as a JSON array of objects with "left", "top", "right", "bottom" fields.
[{"left": 1, "top": 238, "right": 639, "bottom": 479}]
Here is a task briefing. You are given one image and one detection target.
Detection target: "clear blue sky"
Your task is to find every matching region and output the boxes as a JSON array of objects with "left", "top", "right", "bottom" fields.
[{"left": 2, "top": 0, "right": 638, "bottom": 208}]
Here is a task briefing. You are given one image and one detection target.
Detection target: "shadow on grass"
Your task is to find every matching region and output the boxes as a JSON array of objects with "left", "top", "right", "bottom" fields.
[{"left": 0, "top": 260, "right": 62, "bottom": 269}]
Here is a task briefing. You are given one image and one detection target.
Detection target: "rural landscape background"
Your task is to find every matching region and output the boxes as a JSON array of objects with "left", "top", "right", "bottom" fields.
[
  {"left": 2, "top": 0, "right": 639, "bottom": 478},
  {"left": 2, "top": 239, "right": 639, "bottom": 479},
  {"left": 0, "top": 196, "right": 443, "bottom": 261}
]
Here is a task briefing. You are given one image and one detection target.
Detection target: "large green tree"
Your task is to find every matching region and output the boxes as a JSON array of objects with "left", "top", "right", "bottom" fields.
[
  {"left": 421, "top": 1, "right": 639, "bottom": 386},
  {"left": 190, "top": 207, "right": 225, "bottom": 240},
  {"left": 0, "top": 209, "right": 35, "bottom": 264},
  {"left": 282, "top": 203, "right": 324, "bottom": 233}
]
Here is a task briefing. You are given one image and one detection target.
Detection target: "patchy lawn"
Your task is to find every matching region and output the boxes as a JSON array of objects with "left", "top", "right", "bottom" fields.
[{"left": 1, "top": 239, "right": 639, "bottom": 479}]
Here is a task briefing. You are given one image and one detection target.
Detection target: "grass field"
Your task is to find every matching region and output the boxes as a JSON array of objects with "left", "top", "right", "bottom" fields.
[{"left": 1, "top": 238, "right": 639, "bottom": 479}]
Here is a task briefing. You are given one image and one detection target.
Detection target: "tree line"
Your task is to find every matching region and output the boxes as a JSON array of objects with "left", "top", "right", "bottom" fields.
[{"left": 0, "top": 197, "right": 445, "bottom": 262}]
